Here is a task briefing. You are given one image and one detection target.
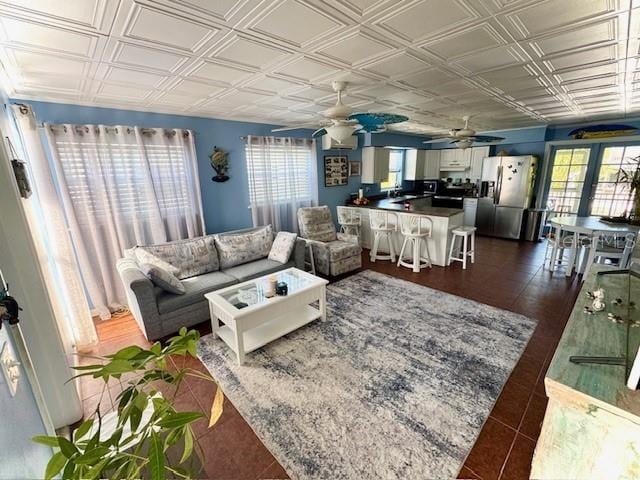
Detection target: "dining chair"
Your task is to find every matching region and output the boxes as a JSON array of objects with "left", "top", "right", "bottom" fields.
[{"left": 582, "top": 231, "right": 637, "bottom": 279}]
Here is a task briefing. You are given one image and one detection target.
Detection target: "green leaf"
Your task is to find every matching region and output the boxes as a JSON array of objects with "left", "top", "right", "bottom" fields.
[
  {"left": 84, "top": 458, "right": 109, "bottom": 480},
  {"left": 62, "top": 458, "right": 76, "bottom": 479},
  {"left": 44, "top": 452, "right": 67, "bottom": 480},
  {"left": 112, "top": 345, "right": 144, "bottom": 360},
  {"left": 57, "top": 436, "right": 78, "bottom": 458},
  {"left": 150, "top": 342, "right": 162, "bottom": 355},
  {"left": 149, "top": 431, "right": 165, "bottom": 480},
  {"left": 73, "top": 419, "right": 94, "bottom": 441},
  {"left": 75, "top": 446, "right": 111, "bottom": 465},
  {"left": 157, "top": 411, "right": 204, "bottom": 429},
  {"left": 32, "top": 435, "right": 59, "bottom": 447},
  {"left": 103, "top": 359, "right": 137, "bottom": 376},
  {"left": 180, "top": 427, "right": 193, "bottom": 464},
  {"left": 130, "top": 405, "right": 142, "bottom": 431},
  {"left": 179, "top": 326, "right": 187, "bottom": 336}
]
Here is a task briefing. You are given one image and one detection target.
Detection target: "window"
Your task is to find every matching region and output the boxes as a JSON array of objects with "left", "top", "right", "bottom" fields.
[
  {"left": 245, "top": 137, "right": 315, "bottom": 206},
  {"left": 590, "top": 145, "right": 640, "bottom": 217},
  {"left": 380, "top": 150, "right": 404, "bottom": 190},
  {"left": 546, "top": 148, "right": 590, "bottom": 215}
]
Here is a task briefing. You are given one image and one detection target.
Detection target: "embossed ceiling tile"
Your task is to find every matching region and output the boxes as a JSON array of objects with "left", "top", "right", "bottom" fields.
[
  {"left": 0, "top": 16, "right": 97, "bottom": 57},
  {"left": 211, "top": 36, "right": 293, "bottom": 69},
  {"left": 554, "top": 62, "right": 618, "bottom": 82},
  {"left": 426, "top": 79, "right": 476, "bottom": 96},
  {"left": 249, "top": 0, "right": 341, "bottom": 47},
  {"left": 453, "top": 45, "right": 523, "bottom": 73},
  {"left": 104, "top": 66, "right": 166, "bottom": 87},
  {"left": 355, "top": 83, "right": 405, "bottom": 99},
  {"left": 288, "top": 86, "right": 334, "bottom": 101},
  {"left": 153, "top": 91, "right": 207, "bottom": 106},
  {"left": 384, "top": 90, "right": 432, "bottom": 105},
  {"left": 318, "top": 31, "right": 395, "bottom": 65},
  {"left": 507, "top": 0, "right": 613, "bottom": 37},
  {"left": 563, "top": 74, "right": 619, "bottom": 92},
  {"left": 97, "top": 82, "right": 152, "bottom": 100},
  {"left": 177, "top": 0, "right": 246, "bottom": 20},
  {"left": 113, "top": 43, "right": 188, "bottom": 72},
  {"left": 171, "top": 78, "right": 225, "bottom": 96},
  {"left": 261, "top": 96, "right": 310, "bottom": 109},
  {"left": 362, "top": 52, "right": 430, "bottom": 78},
  {"left": 189, "top": 60, "right": 254, "bottom": 84},
  {"left": 9, "top": 48, "right": 88, "bottom": 75},
  {"left": 398, "top": 68, "right": 455, "bottom": 89},
  {"left": 119, "top": 4, "right": 216, "bottom": 52},
  {"left": 570, "top": 85, "right": 620, "bottom": 98},
  {"left": 530, "top": 19, "right": 615, "bottom": 56},
  {"left": 317, "top": 70, "right": 379, "bottom": 87},
  {"left": 335, "top": 0, "right": 394, "bottom": 16},
  {"left": 215, "top": 89, "right": 273, "bottom": 105},
  {"left": 243, "top": 75, "right": 302, "bottom": 93},
  {"left": 274, "top": 57, "right": 339, "bottom": 82},
  {"left": 378, "top": 0, "right": 476, "bottom": 42},
  {"left": 545, "top": 45, "right": 617, "bottom": 71},
  {"left": 422, "top": 24, "right": 503, "bottom": 59},
  {"left": 20, "top": 72, "right": 83, "bottom": 91},
  {"left": 6, "top": 0, "right": 115, "bottom": 30}
]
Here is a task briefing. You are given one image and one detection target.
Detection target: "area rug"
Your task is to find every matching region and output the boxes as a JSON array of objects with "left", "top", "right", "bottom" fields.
[{"left": 197, "top": 270, "right": 536, "bottom": 479}]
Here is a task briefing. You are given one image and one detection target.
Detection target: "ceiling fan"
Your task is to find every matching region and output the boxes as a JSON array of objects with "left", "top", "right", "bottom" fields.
[
  {"left": 422, "top": 115, "right": 505, "bottom": 149},
  {"left": 271, "top": 81, "right": 409, "bottom": 143}
]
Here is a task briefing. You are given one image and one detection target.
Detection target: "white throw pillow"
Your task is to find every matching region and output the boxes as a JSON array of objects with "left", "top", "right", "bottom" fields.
[
  {"left": 134, "top": 247, "right": 180, "bottom": 276},
  {"left": 268, "top": 231, "right": 297, "bottom": 264},
  {"left": 139, "top": 263, "right": 185, "bottom": 295}
]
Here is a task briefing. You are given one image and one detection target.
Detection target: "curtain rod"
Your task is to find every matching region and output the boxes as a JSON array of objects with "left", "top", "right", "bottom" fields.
[
  {"left": 38, "top": 123, "right": 191, "bottom": 137},
  {"left": 240, "top": 135, "right": 314, "bottom": 141}
]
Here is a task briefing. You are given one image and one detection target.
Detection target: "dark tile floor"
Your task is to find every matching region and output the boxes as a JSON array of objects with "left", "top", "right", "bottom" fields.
[{"left": 81, "top": 236, "right": 582, "bottom": 480}]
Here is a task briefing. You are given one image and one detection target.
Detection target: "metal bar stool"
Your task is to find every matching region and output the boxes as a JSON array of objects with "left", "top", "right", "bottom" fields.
[
  {"left": 448, "top": 226, "right": 476, "bottom": 269},
  {"left": 369, "top": 210, "right": 397, "bottom": 262},
  {"left": 397, "top": 213, "right": 433, "bottom": 273}
]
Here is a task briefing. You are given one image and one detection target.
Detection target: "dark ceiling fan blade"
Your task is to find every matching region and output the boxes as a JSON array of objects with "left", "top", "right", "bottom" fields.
[
  {"left": 469, "top": 135, "right": 505, "bottom": 143},
  {"left": 312, "top": 128, "right": 327, "bottom": 138},
  {"left": 422, "top": 136, "right": 454, "bottom": 143}
]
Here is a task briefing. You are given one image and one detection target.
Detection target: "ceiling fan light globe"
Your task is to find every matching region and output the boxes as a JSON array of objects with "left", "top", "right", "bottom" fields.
[
  {"left": 326, "top": 124, "right": 357, "bottom": 143},
  {"left": 456, "top": 139, "right": 473, "bottom": 149}
]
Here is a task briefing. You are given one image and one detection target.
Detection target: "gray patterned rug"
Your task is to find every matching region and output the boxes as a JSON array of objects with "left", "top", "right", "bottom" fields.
[{"left": 197, "top": 270, "right": 536, "bottom": 479}]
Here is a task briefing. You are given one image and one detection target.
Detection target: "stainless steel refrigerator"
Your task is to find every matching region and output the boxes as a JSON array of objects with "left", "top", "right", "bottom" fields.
[{"left": 477, "top": 156, "right": 537, "bottom": 239}]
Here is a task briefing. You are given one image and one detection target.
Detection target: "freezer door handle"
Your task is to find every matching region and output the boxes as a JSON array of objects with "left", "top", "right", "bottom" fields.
[{"left": 495, "top": 165, "right": 503, "bottom": 205}]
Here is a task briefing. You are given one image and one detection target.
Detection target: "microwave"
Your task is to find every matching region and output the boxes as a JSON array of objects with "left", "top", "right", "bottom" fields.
[{"left": 420, "top": 180, "right": 441, "bottom": 194}]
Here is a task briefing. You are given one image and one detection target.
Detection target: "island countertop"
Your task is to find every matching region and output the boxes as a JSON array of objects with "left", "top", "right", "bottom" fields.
[{"left": 348, "top": 195, "right": 463, "bottom": 218}]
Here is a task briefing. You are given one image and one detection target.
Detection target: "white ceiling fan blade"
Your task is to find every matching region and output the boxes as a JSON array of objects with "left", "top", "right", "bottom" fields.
[{"left": 271, "top": 124, "right": 318, "bottom": 132}]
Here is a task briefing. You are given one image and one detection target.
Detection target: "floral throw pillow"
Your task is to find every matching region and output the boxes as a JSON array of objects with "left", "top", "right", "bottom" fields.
[
  {"left": 139, "top": 263, "right": 185, "bottom": 295},
  {"left": 268, "top": 232, "right": 297, "bottom": 264}
]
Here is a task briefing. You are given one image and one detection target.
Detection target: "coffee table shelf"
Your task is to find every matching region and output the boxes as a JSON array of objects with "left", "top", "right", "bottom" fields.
[{"left": 205, "top": 268, "right": 328, "bottom": 365}]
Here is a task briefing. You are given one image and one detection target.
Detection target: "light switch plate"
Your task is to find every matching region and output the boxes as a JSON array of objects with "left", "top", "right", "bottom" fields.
[{"left": 1, "top": 341, "right": 19, "bottom": 396}]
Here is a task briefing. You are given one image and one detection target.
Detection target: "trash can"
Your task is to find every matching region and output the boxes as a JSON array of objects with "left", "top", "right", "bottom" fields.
[{"left": 524, "top": 208, "right": 548, "bottom": 242}]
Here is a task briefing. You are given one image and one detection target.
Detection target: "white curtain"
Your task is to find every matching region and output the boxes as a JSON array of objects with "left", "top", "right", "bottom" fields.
[
  {"left": 40, "top": 122, "right": 204, "bottom": 320},
  {"left": 11, "top": 105, "right": 98, "bottom": 351},
  {"left": 246, "top": 136, "right": 318, "bottom": 232}
]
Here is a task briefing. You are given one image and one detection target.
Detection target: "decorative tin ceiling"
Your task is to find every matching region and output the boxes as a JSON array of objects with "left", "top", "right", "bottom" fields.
[{"left": 0, "top": 0, "right": 637, "bottom": 134}]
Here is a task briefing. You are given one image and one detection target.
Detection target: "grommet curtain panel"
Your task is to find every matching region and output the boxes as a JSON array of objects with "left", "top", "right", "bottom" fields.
[
  {"left": 245, "top": 135, "right": 318, "bottom": 233},
  {"left": 42, "top": 123, "right": 205, "bottom": 320}
]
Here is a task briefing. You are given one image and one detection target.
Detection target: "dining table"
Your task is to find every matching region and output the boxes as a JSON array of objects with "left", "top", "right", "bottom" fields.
[{"left": 548, "top": 216, "right": 640, "bottom": 276}]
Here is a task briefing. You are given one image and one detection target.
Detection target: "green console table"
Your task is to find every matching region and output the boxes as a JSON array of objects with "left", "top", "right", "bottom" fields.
[{"left": 531, "top": 266, "right": 640, "bottom": 479}]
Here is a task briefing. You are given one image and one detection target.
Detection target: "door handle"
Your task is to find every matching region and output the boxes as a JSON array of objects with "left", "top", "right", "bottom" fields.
[{"left": 495, "top": 166, "right": 503, "bottom": 205}]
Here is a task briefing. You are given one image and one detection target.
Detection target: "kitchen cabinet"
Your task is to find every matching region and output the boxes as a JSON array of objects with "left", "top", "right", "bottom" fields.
[
  {"left": 423, "top": 150, "right": 441, "bottom": 179},
  {"left": 404, "top": 149, "right": 426, "bottom": 181},
  {"left": 463, "top": 197, "right": 478, "bottom": 226},
  {"left": 361, "top": 147, "right": 390, "bottom": 183},
  {"left": 439, "top": 148, "right": 471, "bottom": 170},
  {"left": 469, "top": 146, "right": 490, "bottom": 181}
]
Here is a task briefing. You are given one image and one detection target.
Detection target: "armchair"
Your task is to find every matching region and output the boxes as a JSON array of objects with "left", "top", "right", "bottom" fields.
[{"left": 297, "top": 206, "right": 362, "bottom": 276}]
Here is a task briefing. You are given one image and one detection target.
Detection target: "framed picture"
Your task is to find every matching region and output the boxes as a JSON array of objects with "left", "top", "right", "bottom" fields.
[
  {"left": 324, "top": 155, "right": 348, "bottom": 187},
  {"left": 348, "top": 161, "right": 361, "bottom": 176}
]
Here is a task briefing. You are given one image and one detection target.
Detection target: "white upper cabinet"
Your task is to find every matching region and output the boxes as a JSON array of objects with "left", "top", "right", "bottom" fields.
[
  {"left": 469, "top": 146, "right": 490, "bottom": 180},
  {"left": 440, "top": 148, "right": 470, "bottom": 170},
  {"left": 424, "top": 150, "right": 441, "bottom": 179},
  {"left": 404, "top": 149, "right": 426, "bottom": 181},
  {"left": 361, "top": 147, "right": 390, "bottom": 184}
]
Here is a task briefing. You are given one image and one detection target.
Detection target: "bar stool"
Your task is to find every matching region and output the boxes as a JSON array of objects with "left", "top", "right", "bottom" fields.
[
  {"left": 336, "top": 206, "right": 362, "bottom": 239},
  {"left": 397, "top": 213, "right": 433, "bottom": 273},
  {"left": 448, "top": 226, "right": 476, "bottom": 269},
  {"left": 369, "top": 210, "right": 397, "bottom": 262}
]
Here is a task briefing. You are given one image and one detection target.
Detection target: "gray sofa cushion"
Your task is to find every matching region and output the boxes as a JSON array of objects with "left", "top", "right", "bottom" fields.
[
  {"left": 136, "top": 236, "right": 219, "bottom": 279},
  {"left": 224, "top": 258, "right": 295, "bottom": 283},
  {"left": 157, "top": 270, "right": 236, "bottom": 314},
  {"left": 215, "top": 225, "right": 273, "bottom": 269}
]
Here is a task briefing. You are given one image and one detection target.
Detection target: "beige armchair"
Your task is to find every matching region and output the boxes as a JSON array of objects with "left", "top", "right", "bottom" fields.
[{"left": 297, "top": 206, "right": 362, "bottom": 276}]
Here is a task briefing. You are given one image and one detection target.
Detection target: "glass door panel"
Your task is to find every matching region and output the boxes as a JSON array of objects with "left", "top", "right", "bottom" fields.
[
  {"left": 546, "top": 147, "right": 590, "bottom": 215},
  {"left": 590, "top": 145, "right": 640, "bottom": 217}
]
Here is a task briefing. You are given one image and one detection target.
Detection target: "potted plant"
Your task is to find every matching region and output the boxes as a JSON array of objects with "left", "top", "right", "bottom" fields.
[
  {"left": 33, "top": 328, "right": 222, "bottom": 480},
  {"left": 620, "top": 155, "right": 640, "bottom": 225}
]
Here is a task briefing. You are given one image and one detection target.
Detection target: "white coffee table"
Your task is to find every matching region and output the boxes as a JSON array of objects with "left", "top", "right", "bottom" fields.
[{"left": 204, "top": 268, "right": 328, "bottom": 365}]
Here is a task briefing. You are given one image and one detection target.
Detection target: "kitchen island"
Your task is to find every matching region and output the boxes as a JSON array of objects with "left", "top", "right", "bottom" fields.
[{"left": 348, "top": 195, "right": 463, "bottom": 267}]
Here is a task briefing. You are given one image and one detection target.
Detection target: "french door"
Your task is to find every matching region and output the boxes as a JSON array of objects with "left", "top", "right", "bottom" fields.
[{"left": 545, "top": 143, "right": 640, "bottom": 218}]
